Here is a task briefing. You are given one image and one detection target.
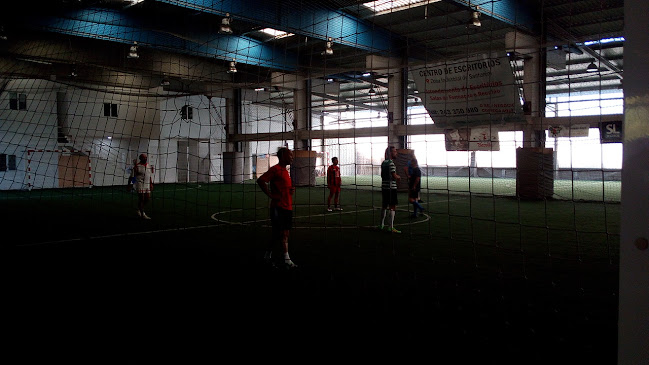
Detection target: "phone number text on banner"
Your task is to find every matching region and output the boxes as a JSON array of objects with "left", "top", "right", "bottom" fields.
[{"left": 411, "top": 53, "right": 524, "bottom": 127}]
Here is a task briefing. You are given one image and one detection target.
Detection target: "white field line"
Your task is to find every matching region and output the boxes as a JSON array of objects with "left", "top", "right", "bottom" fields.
[
  {"left": 23, "top": 184, "right": 205, "bottom": 199},
  {"left": 18, "top": 198, "right": 464, "bottom": 247},
  {"left": 16, "top": 223, "right": 218, "bottom": 247},
  {"left": 210, "top": 198, "right": 465, "bottom": 229}
]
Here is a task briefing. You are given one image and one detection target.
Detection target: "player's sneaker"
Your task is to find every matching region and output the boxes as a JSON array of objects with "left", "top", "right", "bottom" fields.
[
  {"left": 142, "top": 212, "right": 151, "bottom": 219},
  {"left": 136, "top": 210, "right": 142, "bottom": 217},
  {"left": 327, "top": 208, "right": 333, "bottom": 212},
  {"left": 377, "top": 225, "right": 385, "bottom": 231},
  {"left": 284, "top": 260, "right": 298, "bottom": 269},
  {"left": 335, "top": 207, "right": 343, "bottom": 211},
  {"left": 389, "top": 227, "right": 401, "bottom": 233}
]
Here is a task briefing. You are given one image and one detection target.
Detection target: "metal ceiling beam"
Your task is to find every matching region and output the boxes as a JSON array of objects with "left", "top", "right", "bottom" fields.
[
  {"left": 446, "top": 0, "right": 539, "bottom": 34},
  {"left": 25, "top": 7, "right": 297, "bottom": 71},
  {"left": 311, "top": 92, "right": 379, "bottom": 112},
  {"left": 580, "top": 46, "right": 623, "bottom": 79},
  {"left": 546, "top": 20, "right": 623, "bottom": 79},
  {"left": 154, "top": 0, "right": 405, "bottom": 55}
]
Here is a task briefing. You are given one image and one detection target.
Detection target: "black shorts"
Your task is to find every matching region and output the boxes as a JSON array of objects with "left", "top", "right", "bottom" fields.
[
  {"left": 270, "top": 207, "right": 293, "bottom": 230},
  {"left": 409, "top": 189, "right": 420, "bottom": 199},
  {"left": 381, "top": 188, "right": 398, "bottom": 207}
]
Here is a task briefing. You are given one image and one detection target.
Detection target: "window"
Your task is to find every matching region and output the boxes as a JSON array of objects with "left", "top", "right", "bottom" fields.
[
  {"left": 8, "top": 155, "right": 16, "bottom": 170},
  {"left": 181, "top": 105, "right": 193, "bottom": 120},
  {"left": 259, "top": 28, "right": 294, "bottom": 40},
  {"left": 0, "top": 154, "right": 16, "bottom": 171},
  {"left": 104, "top": 103, "right": 118, "bottom": 117},
  {"left": 9, "top": 92, "right": 27, "bottom": 110},
  {"left": 362, "top": 0, "right": 439, "bottom": 14}
]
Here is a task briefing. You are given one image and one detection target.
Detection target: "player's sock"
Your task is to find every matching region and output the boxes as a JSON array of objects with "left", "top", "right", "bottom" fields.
[
  {"left": 414, "top": 201, "right": 424, "bottom": 212},
  {"left": 381, "top": 209, "right": 387, "bottom": 226},
  {"left": 283, "top": 252, "right": 297, "bottom": 267},
  {"left": 411, "top": 202, "right": 418, "bottom": 216},
  {"left": 389, "top": 210, "right": 395, "bottom": 228},
  {"left": 264, "top": 251, "right": 272, "bottom": 260}
]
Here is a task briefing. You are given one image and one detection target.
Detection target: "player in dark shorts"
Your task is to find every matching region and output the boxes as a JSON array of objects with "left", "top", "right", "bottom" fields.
[
  {"left": 407, "top": 159, "right": 425, "bottom": 218},
  {"left": 257, "top": 147, "right": 298, "bottom": 268},
  {"left": 326, "top": 157, "right": 342, "bottom": 211},
  {"left": 378, "top": 146, "right": 401, "bottom": 233}
]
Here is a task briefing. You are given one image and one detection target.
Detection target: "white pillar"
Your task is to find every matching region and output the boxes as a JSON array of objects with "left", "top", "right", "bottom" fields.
[
  {"left": 367, "top": 55, "right": 405, "bottom": 147},
  {"left": 293, "top": 80, "right": 311, "bottom": 150},
  {"left": 618, "top": 0, "right": 649, "bottom": 362}
]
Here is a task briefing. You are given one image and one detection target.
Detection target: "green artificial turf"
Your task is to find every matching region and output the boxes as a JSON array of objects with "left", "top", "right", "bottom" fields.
[{"left": 9, "top": 178, "right": 620, "bottom": 360}]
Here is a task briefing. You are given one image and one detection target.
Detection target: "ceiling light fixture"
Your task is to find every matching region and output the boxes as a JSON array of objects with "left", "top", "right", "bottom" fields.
[
  {"left": 160, "top": 78, "right": 170, "bottom": 86},
  {"left": 0, "top": 26, "right": 7, "bottom": 41},
  {"left": 260, "top": 28, "right": 294, "bottom": 39},
  {"left": 219, "top": 13, "right": 233, "bottom": 34},
  {"left": 127, "top": 41, "right": 139, "bottom": 59},
  {"left": 470, "top": 11, "right": 481, "bottom": 27},
  {"left": 227, "top": 59, "right": 237, "bottom": 73},
  {"left": 321, "top": 38, "right": 333, "bottom": 56},
  {"left": 586, "top": 60, "right": 599, "bottom": 72},
  {"left": 69, "top": 66, "right": 78, "bottom": 78},
  {"left": 368, "top": 86, "right": 376, "bottom": 96}
]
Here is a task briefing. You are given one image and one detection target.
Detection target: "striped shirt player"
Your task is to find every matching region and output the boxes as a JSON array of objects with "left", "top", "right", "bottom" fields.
[
  {"left": 326, "top": 157, "right": 342, "bottom": 211},
  {"left": 379, "top": 146, "right": 401, "bottom": 233}
]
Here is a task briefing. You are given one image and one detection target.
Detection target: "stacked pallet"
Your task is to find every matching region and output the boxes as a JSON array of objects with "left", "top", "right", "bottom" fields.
[
  {"left": 516, "top": 147, "right": 554, "bottom": 199},
  {"left": 395, "top": 148, "right": 415, "bottom": 192},
  {"left": 291, "top": 150, "right": 318, "bottom": 186}
]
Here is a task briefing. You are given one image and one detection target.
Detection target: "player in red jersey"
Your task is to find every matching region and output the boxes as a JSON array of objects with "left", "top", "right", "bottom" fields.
[
  {"left": 326, "top": 157, "right": 342, "bottom": 211},
  {"left": 257, "top": 147, "right": 297, "bottom": 268}
]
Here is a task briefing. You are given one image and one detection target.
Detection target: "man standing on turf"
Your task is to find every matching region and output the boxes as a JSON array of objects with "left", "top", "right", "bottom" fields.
[
  {"left": 379, "top": 146, "right": 401, "bottom": 233},
  {"left": 408, "top": 158, "right": 425, "bottom": 218},
  {"left": 403, "top": 154, "right": 424, "bottom": 204},
  {"left": 128, "top": 153, "right": 154, "bottom": 219},
  {"left": 257, "top": 147, "right": 298, "bottom": 268},
  {"left": 326, "top": 156, "right": 342, "bottom": 212}
]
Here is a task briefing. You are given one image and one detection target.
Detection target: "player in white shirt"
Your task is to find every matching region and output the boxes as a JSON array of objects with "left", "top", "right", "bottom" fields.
[{"left": 129, "top": 153, "right": 154, "bottom": 219}]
